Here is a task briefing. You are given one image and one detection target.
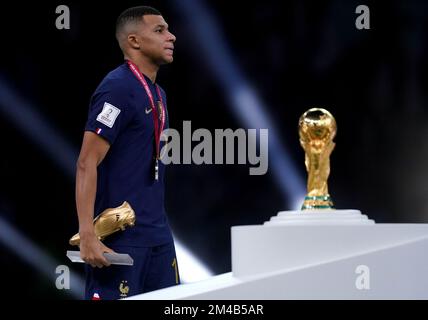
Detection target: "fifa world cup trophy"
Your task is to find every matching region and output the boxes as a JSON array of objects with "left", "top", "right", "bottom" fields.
[{"left": 299, "top": 108, "right": 337, "bottom": 210}]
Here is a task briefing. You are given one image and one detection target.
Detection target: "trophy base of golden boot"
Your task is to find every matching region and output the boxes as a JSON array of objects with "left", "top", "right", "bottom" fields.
[
  {"left": 301, "top": 195, "right": 334, "bottom": 210},
  {"left": 69, "top": 201, "right": 136, "bottom": 246}
]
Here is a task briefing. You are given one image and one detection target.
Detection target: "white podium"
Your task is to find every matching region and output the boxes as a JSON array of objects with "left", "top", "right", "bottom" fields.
[{"left": 126, "top": 210, "right": 428, "bottom": 300}]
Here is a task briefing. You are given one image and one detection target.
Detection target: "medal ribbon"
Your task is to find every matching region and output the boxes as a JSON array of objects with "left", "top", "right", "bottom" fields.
[{"left": 126, "top": 60, "right": 165, "bottom": 160}]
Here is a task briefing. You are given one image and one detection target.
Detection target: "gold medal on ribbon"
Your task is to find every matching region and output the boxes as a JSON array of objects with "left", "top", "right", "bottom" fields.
[{"left": 157, "top": 100, "right": 163, "bottom": 121}]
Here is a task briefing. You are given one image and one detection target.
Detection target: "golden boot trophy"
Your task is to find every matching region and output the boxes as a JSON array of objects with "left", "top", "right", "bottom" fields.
[
  {"left": 69, "top": 201, "right": 136, "bottom": 246},
  {"left": 299, "top": 108, "right": 337, "bottom": 210}
]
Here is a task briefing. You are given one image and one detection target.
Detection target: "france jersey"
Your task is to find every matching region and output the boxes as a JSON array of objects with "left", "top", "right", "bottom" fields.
[{"left": 84, "top": 62, "right": 173, "bottom": 248}]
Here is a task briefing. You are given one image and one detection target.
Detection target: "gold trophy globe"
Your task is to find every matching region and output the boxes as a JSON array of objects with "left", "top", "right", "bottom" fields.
[{"left": 299, "top": 108, "right": 336, "bottom": 210}]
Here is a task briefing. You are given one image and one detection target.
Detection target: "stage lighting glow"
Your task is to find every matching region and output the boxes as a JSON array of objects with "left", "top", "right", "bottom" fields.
[
  {"left": 171, "top": 0, "right": 306, "bottom": 207},
  {"left": 174, "top": 237, "right": 214, "bottom": 283}
]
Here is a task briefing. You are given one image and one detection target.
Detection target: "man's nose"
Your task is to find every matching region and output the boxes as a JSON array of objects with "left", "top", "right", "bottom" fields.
[{"left": 168, "top": 32, "right": 176, "bottom": 43}]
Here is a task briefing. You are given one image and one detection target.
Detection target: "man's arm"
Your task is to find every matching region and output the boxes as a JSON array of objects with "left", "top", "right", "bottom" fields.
[{"left": 75, "top": 131, "right": 114, "bottom": 268}]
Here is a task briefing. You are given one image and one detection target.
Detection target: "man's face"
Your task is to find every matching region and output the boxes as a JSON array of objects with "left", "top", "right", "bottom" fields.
[{"left": 135, "top": 15, "right": 176, "bottom": 65}]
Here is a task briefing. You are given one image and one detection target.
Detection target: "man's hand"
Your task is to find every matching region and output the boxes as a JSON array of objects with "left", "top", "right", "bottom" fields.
[{"left": 79, "top": 232, "right": 115, "bottom": 268}]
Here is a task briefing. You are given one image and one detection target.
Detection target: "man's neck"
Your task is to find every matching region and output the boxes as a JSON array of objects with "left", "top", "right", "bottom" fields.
[{"left": 125, "top": 54, "right": 159, "bottom": 83}]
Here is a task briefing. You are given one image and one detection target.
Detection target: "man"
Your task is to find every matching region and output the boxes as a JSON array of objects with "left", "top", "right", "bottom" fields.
[{"left": 75, "top": 6, "right": 179, "bottom": 300}]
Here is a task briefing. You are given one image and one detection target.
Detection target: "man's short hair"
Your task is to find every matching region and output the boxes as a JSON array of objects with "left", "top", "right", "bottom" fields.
[{"left": 115, "top": 6, "right": 162, "bottom": 44}]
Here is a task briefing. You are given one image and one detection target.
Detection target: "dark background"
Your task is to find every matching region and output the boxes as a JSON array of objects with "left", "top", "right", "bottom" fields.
[{"left": 0, "top": 0, "right": 427, "bottom": 299}]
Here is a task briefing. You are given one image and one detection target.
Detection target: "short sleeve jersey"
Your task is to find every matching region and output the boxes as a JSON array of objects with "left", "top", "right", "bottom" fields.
[{"left": 84, "top": 62, "right": 172, "bottom": 247}]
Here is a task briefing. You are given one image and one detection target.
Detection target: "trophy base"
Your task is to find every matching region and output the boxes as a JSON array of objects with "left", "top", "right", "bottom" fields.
[
  {"left": 264, "top": 209, "right": 375, "bottom": 225},
  {"left": 301, "top": 195, "right": 334, "bottom": 210}
]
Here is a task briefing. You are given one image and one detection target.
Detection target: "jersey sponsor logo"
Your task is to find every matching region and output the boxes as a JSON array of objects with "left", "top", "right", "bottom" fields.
[
  {"left": 145, "top": 106, "right": 152, "bottom": 114},
  {"left": 96, "top": 102, "right": 121, "bottom": 128}
]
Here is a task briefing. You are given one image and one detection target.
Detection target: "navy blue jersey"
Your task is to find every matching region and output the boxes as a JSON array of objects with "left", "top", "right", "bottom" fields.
[{"left": 85, "top": 62, "right": 172, "bottom": 247}]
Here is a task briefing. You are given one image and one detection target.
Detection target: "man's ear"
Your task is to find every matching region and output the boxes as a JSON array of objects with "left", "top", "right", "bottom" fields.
[{"left": 127, "top": 34, "right": 140, "bottom": 49}]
